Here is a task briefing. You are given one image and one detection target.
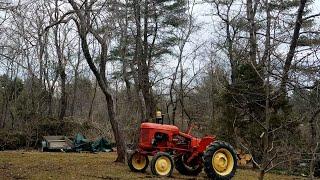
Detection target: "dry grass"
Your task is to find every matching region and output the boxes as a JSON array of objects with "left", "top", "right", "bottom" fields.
[{"left": 0, "top": 151, "right": 304, "bottom": 180}]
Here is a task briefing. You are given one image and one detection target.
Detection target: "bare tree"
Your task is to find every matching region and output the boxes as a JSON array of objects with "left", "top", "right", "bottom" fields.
[{"left": 66, "top": 0, "right": 126, "bottom": 162}]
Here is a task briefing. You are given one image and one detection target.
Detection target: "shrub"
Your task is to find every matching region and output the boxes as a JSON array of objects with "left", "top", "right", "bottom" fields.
[{"left": 0, "top": 130, "right": 26, "bottom": 150}]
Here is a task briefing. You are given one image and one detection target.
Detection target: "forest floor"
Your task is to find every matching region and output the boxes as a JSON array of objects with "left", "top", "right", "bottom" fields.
[{"left": 0, "top": 151, "right": 306, "bottom": 180}]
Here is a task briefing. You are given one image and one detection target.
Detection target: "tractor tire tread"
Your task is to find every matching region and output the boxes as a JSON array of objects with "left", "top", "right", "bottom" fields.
[
  {"left": 150, "top": 152, "right": 174, "bottom": 177},
  {"left": 203, "top": 141, "right": 237, "bottom": 180},
  {"left": 127, "top": 151, "right": 149, "bottom": 172},
  {"left": 175, "top": 155, "right": 203, "bottom": 176}
]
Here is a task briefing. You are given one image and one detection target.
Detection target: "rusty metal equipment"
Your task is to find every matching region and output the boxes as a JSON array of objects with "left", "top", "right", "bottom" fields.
[{"left": 41, "top": 136, "right": 73, "bottom": 152}]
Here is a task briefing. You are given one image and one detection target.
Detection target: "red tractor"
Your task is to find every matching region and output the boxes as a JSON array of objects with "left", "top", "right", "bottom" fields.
[{"left": 127, "top": 121, "right": 237, "bottom": 179}]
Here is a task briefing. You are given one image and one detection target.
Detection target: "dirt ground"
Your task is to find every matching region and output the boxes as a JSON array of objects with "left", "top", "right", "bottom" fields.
[{"left": 0, "top": 151, "right": 305, "bottom": 180}]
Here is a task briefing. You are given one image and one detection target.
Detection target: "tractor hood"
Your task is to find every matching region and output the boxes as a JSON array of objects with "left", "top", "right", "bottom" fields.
[{"left": 141, "top": 123, "right": 179, "bottom": 134}]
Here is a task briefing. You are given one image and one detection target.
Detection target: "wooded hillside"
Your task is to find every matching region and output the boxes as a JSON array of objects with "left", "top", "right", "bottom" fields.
[{"left": 0, "top": 0, "right": 319, "bottom": 179}]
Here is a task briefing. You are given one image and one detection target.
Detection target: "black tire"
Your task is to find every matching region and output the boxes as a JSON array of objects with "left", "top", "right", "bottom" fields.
[
  {"left": 150, "top": 152, "right": 174, "bottom": 177},
  {"left": 204, "top": 141, "right": 237, "bottom": 180},
  {"left": 128, "top": 151, "right": 149, "bottom": 172},
  {"left": 175, "top": 155, "right": 203, "bottom": 176}
]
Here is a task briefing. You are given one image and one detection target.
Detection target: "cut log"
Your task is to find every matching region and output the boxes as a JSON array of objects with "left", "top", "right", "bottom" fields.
[
  {"left": 239, "top": 158, "right": 247, "bottom": 166},
  {"left": 239, "top": 153, "right": 245, "bottom": 159},
  {"left": 236, "top": 149, "right": 242, "bottom": 155},
  {"left": 244, "top": 154, "right": 252, "bottom": 161}
]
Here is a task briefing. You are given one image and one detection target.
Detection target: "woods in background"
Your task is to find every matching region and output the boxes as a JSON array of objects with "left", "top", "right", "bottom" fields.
[{"left": 0, "top": 0, "right": 320, "bottom": 179}]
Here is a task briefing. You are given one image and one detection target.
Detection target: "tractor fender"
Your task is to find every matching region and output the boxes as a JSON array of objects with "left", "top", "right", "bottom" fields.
[{"left": 196, "top": 136, "right": 215, "bottom": 153}]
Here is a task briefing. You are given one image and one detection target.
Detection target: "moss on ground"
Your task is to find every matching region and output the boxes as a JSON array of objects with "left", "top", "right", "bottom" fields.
[{"left": 0, "top": 151, "right": 305, "bottom": 180}]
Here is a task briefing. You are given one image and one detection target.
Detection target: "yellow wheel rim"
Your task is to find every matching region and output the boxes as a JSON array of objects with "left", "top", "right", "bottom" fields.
[
  {"left": 132, "top": 153, "right": 147, "bottom": 170},
  {"left": 212, "top": 148, "right": 234, "bottom": 176},
  {"left": 155, "top": 156, "right": 172, "bottom": 176}
]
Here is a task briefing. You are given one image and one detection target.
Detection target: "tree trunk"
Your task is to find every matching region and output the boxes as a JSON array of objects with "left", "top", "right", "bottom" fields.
[
  {"left": 78, "top": 30, "right": 126, "bottom": 162},
  {"left": 54, "top": 0, "right": 67, "bottom": 121},
  {"left": 104, "top": 92, "right": 126, "bottom": 162},
  {"left": 258, "top": 170, "right": 265, "bottom": 180},
  {"left": 260, "top": 1, "right": 271, "bottom": 179},
  {"left": 134, "top": 0, "right": 155, "bottom": 120},
  {"left": 279, "top": 0, "right": 307, "bottom": 98},
  {"left": 142, "top": 0, "right": 155, "bottom": 119},
  {"left": 71, "top": 40, "right": 81, "bottom": 116},
  {"left": 48, "top": 87, "right": 54, "bottom": 116},
  {"left": 58, "top": 62, "right": 67, "bottom": 121},
  {"left": 120, "top": 0, "right": 133, "bottom": 103},
  {"left": 88, "top": 80, "right": 97, "bottom": 120},
  {"left": 309, "top": 109, "right": 320, "bottom": 178},
  {"left": 246, "top": 0, "right": 258, "bottom": 65},
  {"left": 226, "top": 19, "right": 237, "bottom": 84},
  {"left": 0, "top": 95, "right": 8, "bottom": 128}
]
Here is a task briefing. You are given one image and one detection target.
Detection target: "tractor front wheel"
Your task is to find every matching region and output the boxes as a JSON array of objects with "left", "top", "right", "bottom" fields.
[
  {"left": 204, "top": 141, "right": 237, "bottom": 179},
  {"left": 175, "top": 155, "right": 203, "bottom": 176},
  {"left": 128, "top": 151, "right": 149, "bottom": 172},
  {"left": 150, "top": 152, "right": 174, "bottom": 177}
]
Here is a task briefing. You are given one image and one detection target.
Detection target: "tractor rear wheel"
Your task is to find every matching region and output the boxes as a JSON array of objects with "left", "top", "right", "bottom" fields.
[
  {"left": 150, "top": 152, "right": 174, "bottom": 177},
  {"left": 128, "top": 151, "right": 149, "bottom": 172},
  {"left": 175, "top": 155, "right": 203, "bottom": 176},
  {"left": 204, "top": 141, "right": 237, "bottom": 179}
]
